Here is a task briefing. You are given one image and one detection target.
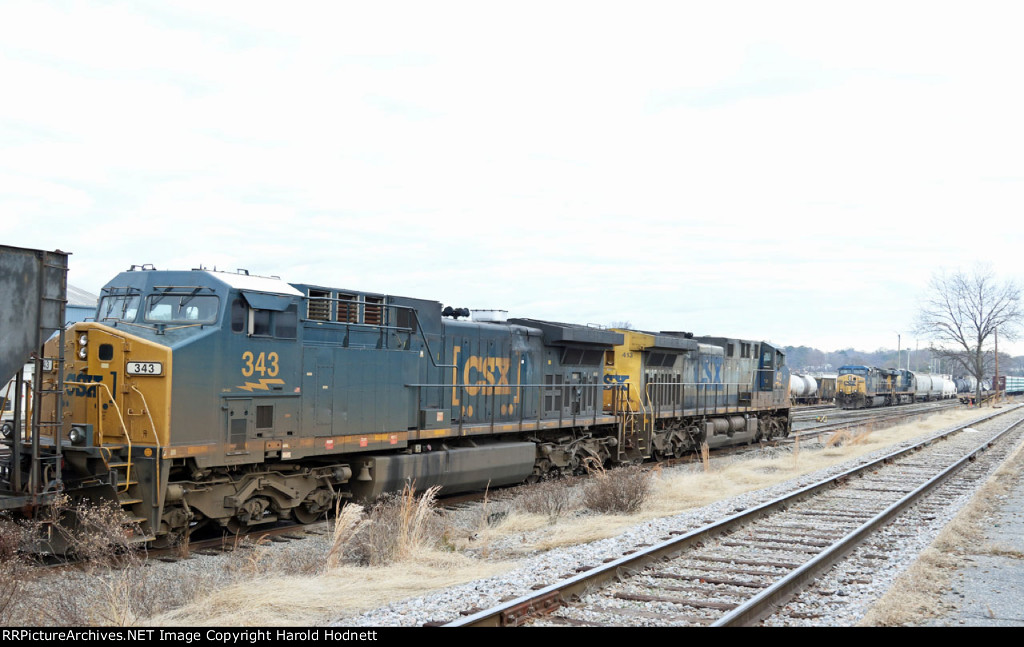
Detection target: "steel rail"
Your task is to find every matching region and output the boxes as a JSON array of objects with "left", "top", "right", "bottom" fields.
[
  {"left": 713, "top": 409, "right": 1024, "bottom": 626},
  {"left": 443, "top": 404, "right": 1022, "bottom": 627}
]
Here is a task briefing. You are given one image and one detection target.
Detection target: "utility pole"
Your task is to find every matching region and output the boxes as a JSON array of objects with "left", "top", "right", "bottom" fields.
[{"left": 995, "top": 327, "right": 999, "bottom": 404}]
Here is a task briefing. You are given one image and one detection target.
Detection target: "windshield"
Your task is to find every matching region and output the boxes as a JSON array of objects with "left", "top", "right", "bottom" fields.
[
  {"left": 144, "top": 294, "right": 220, "bottom": 323},
  {"left": 97, "top": 295, "right": 141, "bottom": 323}
]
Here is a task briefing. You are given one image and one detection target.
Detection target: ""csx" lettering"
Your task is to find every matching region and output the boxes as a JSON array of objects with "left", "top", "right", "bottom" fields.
[
  {"left": 463, "top": 356, "right": 511, "bottom": 396},
  {"left": 452, "top": 347, "right": 519, "bottom": 405}
]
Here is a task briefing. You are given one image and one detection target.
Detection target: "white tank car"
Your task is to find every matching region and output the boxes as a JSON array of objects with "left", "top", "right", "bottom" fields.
[
  {"left": 941, "top": 376, "right": 956, "bottom": 398},
  {"left": 911, "top": 372, "right": 943, "bottom": 401},
  {"left": 789, "top": 374, "right": 818, "bottom": 401}
]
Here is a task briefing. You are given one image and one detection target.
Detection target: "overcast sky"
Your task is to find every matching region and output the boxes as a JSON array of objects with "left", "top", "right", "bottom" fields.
[{"left": 3, "top": 1, "right": 1023, "bottom": 355}]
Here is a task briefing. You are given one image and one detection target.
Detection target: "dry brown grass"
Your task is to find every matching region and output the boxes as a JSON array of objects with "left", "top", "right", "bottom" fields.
[
  {"left": 325, "top": 501, "right": 365, "bottom": 570},
  {"left": 144, "top": 482, "right": 522, "bottom": 626},
  {"left": 1, "top": 495, "right": 172, "bottom": 626},
  {"left": 0, "top": 520, "right": 29, "bottom": 625},
  {"left": 343, "top": 483, "right": 446, "bottom": 566},
  {"left": 584, "top": 465, "right": 653, "bottom": 514},
  {"left": 514, "top": 479, "right": 579, "bottom": 520},
  {"left": 148, "top": 549, "right": 514, "bottom": 626},
  {"left": 824, "top": 427, "right": 874, "bottom": 448}
]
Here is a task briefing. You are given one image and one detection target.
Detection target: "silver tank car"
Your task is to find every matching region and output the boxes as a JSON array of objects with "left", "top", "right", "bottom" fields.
[
  {"left": 786, "top": 376, "right": 819, "bottom": 401},
  {"left": 911, "top": 372, "right": 943, "bottom": 401}
]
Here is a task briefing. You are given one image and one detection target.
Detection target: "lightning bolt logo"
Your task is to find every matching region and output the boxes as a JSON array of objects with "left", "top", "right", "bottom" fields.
[{"left": 237, "top": 379, "right": 286, "bottom": 392}]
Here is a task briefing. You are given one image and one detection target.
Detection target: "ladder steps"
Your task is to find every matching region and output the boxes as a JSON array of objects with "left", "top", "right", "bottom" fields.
[{"left": 128, "top": 535, "right": 156, "bottom": 544}]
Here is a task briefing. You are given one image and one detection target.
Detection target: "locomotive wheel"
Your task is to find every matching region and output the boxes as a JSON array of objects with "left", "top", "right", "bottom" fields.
[
  {"left": 292, "top": 487, "right": 334, "bottom": 524},
  {"left": 224, "top": 496, "right": 271, "bottom": 535},
  {"left": 528, "top": 458, "right": 552, "bottom": 483},
  {"left": 225, "top": 517, "right": 245, "bottom": 535},
  {"left": 292, "top": 504, "right": 322, "bottom": 525},
  {"left": 568, "top": 454, "right": 582, "bottom": 476},
  {"left": 672, "top": 438, "right": 687, "bottom": 459}
]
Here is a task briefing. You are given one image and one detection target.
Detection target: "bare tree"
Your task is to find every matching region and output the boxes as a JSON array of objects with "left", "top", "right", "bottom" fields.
[{"left": 913, "top": 265, "right": 1023, "bottom": 403}]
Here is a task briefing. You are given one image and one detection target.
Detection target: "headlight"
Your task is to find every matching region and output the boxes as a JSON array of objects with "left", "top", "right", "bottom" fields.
[
  {"left": 78, "top": 334, "right": 88, "bottom": 347},
  {"left": 78, "top": 346, "right": 88, "bottom": 359},
  {"left": 69, "top": 426, "right": 87, "bottom": 445},
  {"left": 1, "top": 421, "right": 13, "bottom": 439}
]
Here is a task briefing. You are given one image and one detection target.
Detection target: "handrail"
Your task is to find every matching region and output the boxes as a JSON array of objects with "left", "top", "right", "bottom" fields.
[
  {"left": 304, "top": 302, "right": 455, "bottom": 369},
  {"left": 64, "top": 380, "right": 134, "bottom": 493},
  {"left": 129, "top": 385, "right": 162, "bottom": 453},
  {"left": 628, "top": 381, "right": 650, "bottom": 417},
  {"left": 130, "top": 384, "right": 164, "bottom": 507}
]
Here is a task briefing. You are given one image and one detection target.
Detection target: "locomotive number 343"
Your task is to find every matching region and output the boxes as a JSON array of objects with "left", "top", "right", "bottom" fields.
[{"left": 241, "top": 351, "right": 280, "bottom": 377}]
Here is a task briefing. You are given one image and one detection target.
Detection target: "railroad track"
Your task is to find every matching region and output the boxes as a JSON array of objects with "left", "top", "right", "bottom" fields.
[
  {"left": 444, "top": 404, "right": 1024, "bottom": 626},
  {"left": 144, "top": 522, "right": 330, "bottom": 562},
  {"left": 790, "top": 400, "right": 960, "bottom": 439},
  {"left": 27, "top": 399, "right": 981, "bottom": 566}
]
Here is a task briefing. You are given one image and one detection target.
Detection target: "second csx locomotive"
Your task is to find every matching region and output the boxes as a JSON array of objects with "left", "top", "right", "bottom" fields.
[
  {"left": 3, "top": 265, "right": 791, "bottom": 547},
  {"left": 835, "top": 365, "right": 916, "bottom": 409}
]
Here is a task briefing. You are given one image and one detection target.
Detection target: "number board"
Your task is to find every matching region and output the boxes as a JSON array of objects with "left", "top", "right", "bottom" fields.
[{"left": 127, "top": 362, "right": 163, "bottom": 376}]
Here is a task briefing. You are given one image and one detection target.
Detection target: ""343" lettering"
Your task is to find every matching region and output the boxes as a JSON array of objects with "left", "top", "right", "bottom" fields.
[{"left": 241, "top": 351, "right": 279, "bottom": 377}]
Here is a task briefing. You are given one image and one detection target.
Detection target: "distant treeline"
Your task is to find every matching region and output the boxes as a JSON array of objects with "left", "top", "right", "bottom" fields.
[{"left": 783, "top": 345, "right": 1024, "bottom": 376}]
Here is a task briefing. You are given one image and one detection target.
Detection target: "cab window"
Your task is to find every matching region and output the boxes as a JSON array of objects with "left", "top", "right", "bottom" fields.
[
  {"left": 98, "top": 295, "right": 140, "bottom": 323},
  {"left": 144, "top": 294, "right": 219, "bottom": 323}
]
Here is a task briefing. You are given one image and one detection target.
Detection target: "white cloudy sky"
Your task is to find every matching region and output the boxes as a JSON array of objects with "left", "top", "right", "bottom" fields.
[{"left": 3, "top": 1, "right": 1023, "bottom": 355}]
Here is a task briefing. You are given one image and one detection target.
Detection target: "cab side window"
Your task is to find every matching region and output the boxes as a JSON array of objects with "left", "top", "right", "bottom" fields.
[
  {"left": 232, "top": 299, "right": 298, "bottom": 339},
  {"left": 231, "top": 299, "right": 246, "bottom": 333}
]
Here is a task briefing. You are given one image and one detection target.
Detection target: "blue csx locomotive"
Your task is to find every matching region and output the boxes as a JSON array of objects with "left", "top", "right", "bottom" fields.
[{"left": 8, "top": 266, "right": 790, "bottom": 545}]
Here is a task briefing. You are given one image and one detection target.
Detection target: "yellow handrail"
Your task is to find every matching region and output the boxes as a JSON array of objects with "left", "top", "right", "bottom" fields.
[
  {"left": 65, "top": 380, "right": 133, "bottom": 493},
  {"left": 129, "top": 384, "right": 164, "bottom": 507},
  {"left": 129, "top": 385, "right": 161, "bottom": 454},
  {"left": 626, "top": 381, "right": 652, "bottom": 435}
]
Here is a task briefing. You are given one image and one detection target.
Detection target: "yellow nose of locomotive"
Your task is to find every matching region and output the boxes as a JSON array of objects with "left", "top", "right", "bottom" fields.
[
  {"left": 44, "top": 322, "right": 172, "bottom": 449},
  {"left": 837, "top": 373, "right": 865, "bottom": 397}
]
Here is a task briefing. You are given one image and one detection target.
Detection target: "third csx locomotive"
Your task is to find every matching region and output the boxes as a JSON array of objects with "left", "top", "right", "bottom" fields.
[{"left": 2, "top": 264, "right": 791, "bottom": 547}]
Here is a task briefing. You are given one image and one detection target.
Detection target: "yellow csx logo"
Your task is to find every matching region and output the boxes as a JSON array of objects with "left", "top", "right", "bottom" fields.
[{"left": 452, "top": 347, "right": 518, "bottom": 403}]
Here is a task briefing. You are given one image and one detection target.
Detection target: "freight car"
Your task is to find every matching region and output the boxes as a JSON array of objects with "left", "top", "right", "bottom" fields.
[
  {"left": 835, "top": 365, "right": 915, "bottom": 409},
  {"left": 1000, "top": 375, "right": 1024, "bottom": 395},
  {"left": 788, "top": 372, "right": 837, "bottom": 405},
  {"left": 1, "top": 264, "right": 792, "bottom": 549},
  {"left": 815, "top": 373, "right": 837, "bottom": 403},
  {"left": 789, "top": 374, "right": 818, "bottom": 405},
  {"left": 910, "top": 372, "right": 955, "bottom": 402}
]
